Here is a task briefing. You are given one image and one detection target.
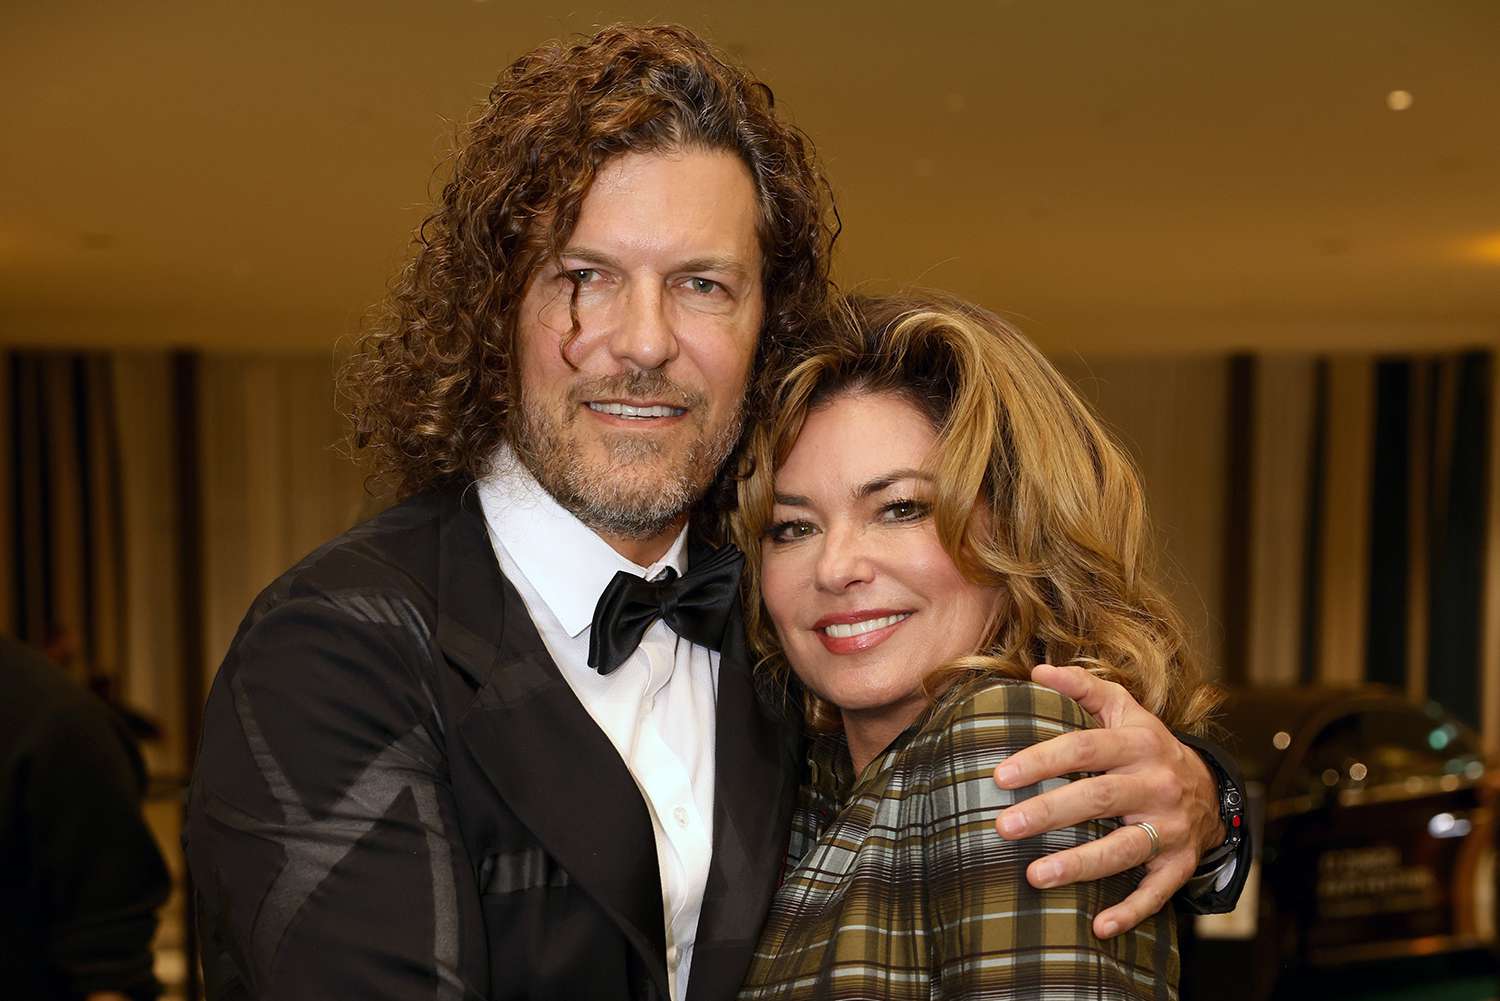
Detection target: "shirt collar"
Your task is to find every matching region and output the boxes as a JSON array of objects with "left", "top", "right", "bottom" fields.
[{"left": 475, "top": 442, "right": 689, "bottom": 638}]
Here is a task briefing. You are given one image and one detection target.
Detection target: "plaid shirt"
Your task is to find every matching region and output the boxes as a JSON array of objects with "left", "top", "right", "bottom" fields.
[{"left": 739, "top": 679, "right": 1178, "bottom": 1000}]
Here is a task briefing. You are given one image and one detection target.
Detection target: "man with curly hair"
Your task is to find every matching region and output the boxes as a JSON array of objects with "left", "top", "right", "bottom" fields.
[{"left": 185, "top": 24, "right": 1247, "bottom": 1001}]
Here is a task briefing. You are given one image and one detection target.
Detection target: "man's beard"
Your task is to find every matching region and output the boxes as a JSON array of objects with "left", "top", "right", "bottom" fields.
[{"left": 511, "top": 371, "right": 744, "bottom": 541}]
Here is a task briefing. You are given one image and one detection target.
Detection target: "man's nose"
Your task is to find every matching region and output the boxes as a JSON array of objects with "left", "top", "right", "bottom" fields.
[
  {"left": 814, "top": 524, "right": 875, "bottom": 592},
  {"left": 607, "top": 283, "right": 678, "bottom": 371}
]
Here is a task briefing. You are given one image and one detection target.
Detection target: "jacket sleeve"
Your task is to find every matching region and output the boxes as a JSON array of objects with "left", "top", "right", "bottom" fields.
[
  {"left": 185, "top": 589, "right": 485, "bottom": 1000},
  {"left": 923, "top": 682, "right": 1177, "bottom": 1001}
]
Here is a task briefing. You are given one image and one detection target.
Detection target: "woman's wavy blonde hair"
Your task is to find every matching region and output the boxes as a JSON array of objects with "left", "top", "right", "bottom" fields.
[{"left": 731, "top": 291, "right": 1220, "bottom": 736}]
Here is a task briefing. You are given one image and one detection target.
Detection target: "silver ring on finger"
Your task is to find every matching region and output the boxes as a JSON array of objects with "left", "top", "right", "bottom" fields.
[{"left": 1133, "top": 821, "right": 1161, "bottom": 861}]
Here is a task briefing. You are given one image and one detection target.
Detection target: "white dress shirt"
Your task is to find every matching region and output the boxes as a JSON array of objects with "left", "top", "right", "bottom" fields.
[{"left": 476, "top": 446, "right": 716, "bottom": 1001}]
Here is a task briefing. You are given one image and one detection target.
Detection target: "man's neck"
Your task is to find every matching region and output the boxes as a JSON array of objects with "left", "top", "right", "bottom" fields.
[{"left": 595, "top": 514, "right": 690, "bottom": 567}]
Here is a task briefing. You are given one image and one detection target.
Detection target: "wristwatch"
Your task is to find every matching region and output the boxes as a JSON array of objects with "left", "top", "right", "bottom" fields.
[
  {"left": 1173, "top": 731, "right": 1252, "bottom": 913},
  {"left": 1192, "top": 747, "right": 1244, "bottom": 876}
]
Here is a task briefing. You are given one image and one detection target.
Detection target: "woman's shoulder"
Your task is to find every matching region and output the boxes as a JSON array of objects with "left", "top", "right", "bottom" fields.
[
  {"left": 894, "top": 678, "right": 1098, "bottom": 786},
  {"left": 934, "top": 675, "right": 1097, "bottom": 731}
]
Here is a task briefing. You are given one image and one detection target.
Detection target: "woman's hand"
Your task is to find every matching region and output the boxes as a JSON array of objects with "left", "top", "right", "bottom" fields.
[{"left": 992, "top": 663, "right": 1225, "bottom": 938}]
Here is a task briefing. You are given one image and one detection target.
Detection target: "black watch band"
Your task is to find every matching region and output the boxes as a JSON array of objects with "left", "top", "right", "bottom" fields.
[
  {"left": 1189, "top": 743, "right": 1244, "bottom": 875},
  {"left": 1172, "top": 730, "right": 1252, "bottom": 913}
]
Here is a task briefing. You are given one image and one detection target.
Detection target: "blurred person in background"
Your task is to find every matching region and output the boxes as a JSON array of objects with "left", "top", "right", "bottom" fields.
[
  {"left": 0, "top": 634, "right": 170, "bottom": 1001},
  {"left": 184, "top": 24, "right": 1246, "bottom": 1001}
]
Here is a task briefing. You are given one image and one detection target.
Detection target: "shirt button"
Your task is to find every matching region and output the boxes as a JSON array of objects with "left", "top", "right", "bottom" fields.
[{"left": 673, "top": 805, "right": 690, "bottom": 828}]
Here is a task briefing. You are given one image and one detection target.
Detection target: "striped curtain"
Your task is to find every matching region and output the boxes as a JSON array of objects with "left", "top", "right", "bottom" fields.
[
  {"left": 1066, "top": 350, "right": 1499, "bottom": 757},
  {"left": 2, "top": 350, "right": 189, "bottom": 775},
  {"left": 1236, "top": 352, "right": 1496, "bottom": 740}
]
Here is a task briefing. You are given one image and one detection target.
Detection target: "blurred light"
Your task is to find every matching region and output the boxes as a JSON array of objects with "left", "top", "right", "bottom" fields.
[
  {"left": 1465, "top": 761, "right": 1485, "bottom": 780},
  {"left": 1349, "top": 762, "right": 1368, "bottom": 782},
  {"left": 1429, "top": 812, "right": 1473, "bottom": 839},
  {"left": 1272, "top": 731, "right": 1291, "bottom": 750},
  {"left": 1322, "top": 768, "right": 1340, "bottom": 787},
  {"left": 1430, "top": 728, "right": 1451, "bottom": 751},
  {"left": 1440, "top": 774, "right": 1460, "bottom": 792},
  {"left": 1464, "top": 234, "right": 1500, "bottom": 264},
  {"left": 1387, "top": 90, "right": 1414, "bottom": 111}
]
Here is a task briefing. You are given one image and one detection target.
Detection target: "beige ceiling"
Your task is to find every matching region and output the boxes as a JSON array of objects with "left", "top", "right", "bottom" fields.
[{"left": 3, "top": 1, "right": 1498, "bottom": 353}]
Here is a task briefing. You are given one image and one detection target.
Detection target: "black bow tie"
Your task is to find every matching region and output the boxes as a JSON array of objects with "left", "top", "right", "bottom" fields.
[{"left": 587, "top": 544, "right": 745, "bottom": 675}]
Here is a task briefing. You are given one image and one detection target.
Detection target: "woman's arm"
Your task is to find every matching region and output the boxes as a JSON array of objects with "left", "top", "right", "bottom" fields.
[{"left": 925, "top": 680, "right": 1176, "bottom": 1000}]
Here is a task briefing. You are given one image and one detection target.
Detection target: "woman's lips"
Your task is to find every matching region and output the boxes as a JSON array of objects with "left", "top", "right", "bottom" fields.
[{"left": 812, "top": 610, "right": 913, "bottom": 654}]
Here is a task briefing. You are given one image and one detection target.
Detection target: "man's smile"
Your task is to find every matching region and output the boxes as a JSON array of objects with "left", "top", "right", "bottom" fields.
[{"left": 585, "top": 400, "right": 689, "bottom": 420}]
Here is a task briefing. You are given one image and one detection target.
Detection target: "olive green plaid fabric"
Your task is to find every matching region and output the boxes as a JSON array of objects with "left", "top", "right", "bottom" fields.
[{"left": 739, "top": 679, "right": 1178, "bottom": 1000}]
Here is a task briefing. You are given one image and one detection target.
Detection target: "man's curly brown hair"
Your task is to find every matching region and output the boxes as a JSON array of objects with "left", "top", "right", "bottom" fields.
[{"left": 341, "top": 24, "right": 839, "bottom": 499}]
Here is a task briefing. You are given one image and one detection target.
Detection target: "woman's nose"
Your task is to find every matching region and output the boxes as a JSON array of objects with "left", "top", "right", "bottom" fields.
[{"left": 813, "top": 524, "right": 875, "bottom": 592}]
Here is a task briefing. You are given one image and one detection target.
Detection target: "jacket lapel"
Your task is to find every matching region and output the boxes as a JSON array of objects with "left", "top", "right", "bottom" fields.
[
  {"left": 435, "top": 489, "right": 670, "bottom": 999},
  {"left": 685, "top": 540, "right": 799, "bottom": 1001}
]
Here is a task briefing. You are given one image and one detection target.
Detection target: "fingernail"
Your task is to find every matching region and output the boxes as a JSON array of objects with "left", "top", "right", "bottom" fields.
[
  {"left": 1098, "top": 920, "right": 1119, "bottom": 938},
  {"left": 996, "top": 763, "right": 1020, "bottom": 786},
  {"left": 1033, "top": 860, "right": 1061, "bottom": 886},
  {"left": 999, "top": 811, "right": 1027, "bottom": 838}
]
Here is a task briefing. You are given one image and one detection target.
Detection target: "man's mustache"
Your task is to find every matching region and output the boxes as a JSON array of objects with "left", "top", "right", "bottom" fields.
[{"left": 566, "top": 371, "right": 703, "bottom": 411}]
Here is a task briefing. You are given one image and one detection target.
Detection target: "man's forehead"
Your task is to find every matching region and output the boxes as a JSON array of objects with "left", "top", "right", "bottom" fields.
[{"left": 567, "top": 149, "right": 764, "bottom": 273}]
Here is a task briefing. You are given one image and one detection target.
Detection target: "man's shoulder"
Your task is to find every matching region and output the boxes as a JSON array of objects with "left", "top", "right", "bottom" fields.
[{"left": 239, "top": 489, "right": 462, "bottom": 635}]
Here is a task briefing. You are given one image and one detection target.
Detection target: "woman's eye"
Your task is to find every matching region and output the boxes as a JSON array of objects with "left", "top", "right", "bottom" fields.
[
  {"left": 880, "top": 498, "right": 931, "bottom": 523},
  {"left": 767, "top": 519, "right": 815, "bottom": 543}
]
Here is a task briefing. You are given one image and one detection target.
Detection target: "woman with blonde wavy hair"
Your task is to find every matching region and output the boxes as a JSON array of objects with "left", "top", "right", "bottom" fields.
[{"left": 733, "top": 291, "right": 1217, "bottom": 1000}]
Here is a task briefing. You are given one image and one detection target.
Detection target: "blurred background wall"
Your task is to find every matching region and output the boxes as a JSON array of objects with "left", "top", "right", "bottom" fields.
[{"left": 4, "top": 2, "right": 1499, "bottom": 997}]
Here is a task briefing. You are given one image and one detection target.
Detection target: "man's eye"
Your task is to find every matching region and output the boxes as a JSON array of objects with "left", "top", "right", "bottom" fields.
[
  {"left": 685, "top": 277, "right": 721, "bottom": 295},
  {"left": 568, "top": 268, "right": 599, "bottom": 284}
]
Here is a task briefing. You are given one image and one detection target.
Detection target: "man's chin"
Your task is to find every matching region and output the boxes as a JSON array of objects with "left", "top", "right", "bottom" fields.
[
  {"left": 544, "top": 453, "right": 702, "bottom": 536},
  {"left": 512, "top": 408, "right": 742, "bottom": 540}
]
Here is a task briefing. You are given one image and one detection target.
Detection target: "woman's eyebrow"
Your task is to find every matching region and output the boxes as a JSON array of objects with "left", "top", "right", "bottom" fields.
[
  {"left": 855, "top": 469, "right": 932, "bottom": 499},
  {"left": 771, "top": 470, "right": 931, "bottom": 509}
]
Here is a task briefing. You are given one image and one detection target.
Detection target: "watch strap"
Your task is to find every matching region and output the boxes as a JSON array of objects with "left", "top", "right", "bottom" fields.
[{"left": 1172, "top": 731, "right": 1253, "bottom": 915}]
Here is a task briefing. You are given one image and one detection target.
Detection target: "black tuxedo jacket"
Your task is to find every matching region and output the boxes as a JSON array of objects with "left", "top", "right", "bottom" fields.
[{"left": 185, "top": 488, "right": 800, "bottom": 1001}]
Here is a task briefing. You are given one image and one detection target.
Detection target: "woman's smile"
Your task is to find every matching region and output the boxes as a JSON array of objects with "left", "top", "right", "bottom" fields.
[{"left": 812, "top": 609, "right": 914, "bottom": 652}]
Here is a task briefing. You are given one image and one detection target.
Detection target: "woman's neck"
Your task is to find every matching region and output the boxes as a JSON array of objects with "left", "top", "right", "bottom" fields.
[{"left": 841, "top": 698, "right": 928, "bottom": 775}]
